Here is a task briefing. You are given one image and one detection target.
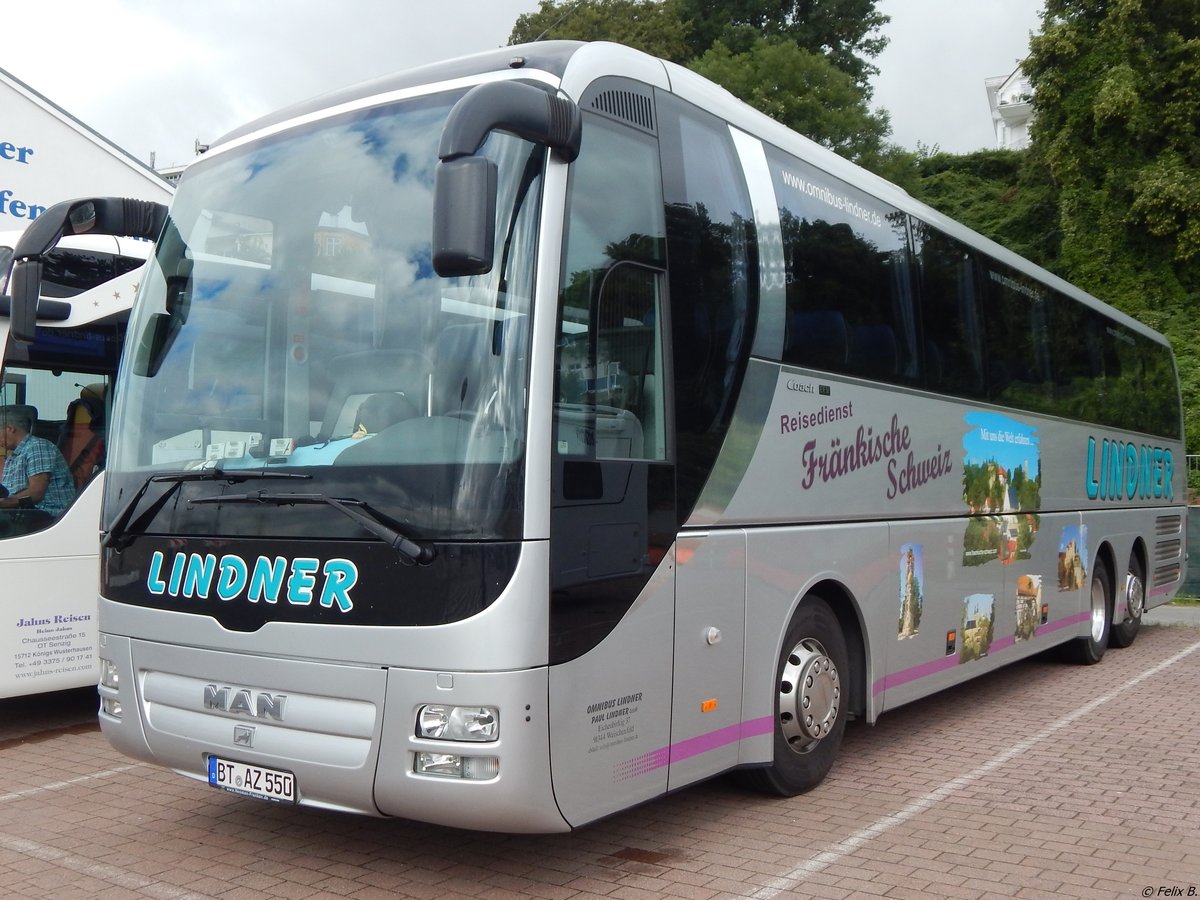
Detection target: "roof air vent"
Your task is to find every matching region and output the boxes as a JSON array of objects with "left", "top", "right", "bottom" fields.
[{"left": 588, "top": 89, "right": 655, "bottom": 134}]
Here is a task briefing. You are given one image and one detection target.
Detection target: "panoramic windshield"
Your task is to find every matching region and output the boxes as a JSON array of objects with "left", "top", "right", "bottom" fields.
[{"left": 106, "top": 88, "right": 545, "bottom": 541}]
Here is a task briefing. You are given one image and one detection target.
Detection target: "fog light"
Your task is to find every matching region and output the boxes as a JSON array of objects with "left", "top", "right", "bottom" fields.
[
  {"left": 99, "top": 659, "right": 119, "bottom": 689},
  {"left": 415, "top": 752, "right": 462, "bottom": 777},
  {"left": 414, "top": 752, "right": 499, "bottom": 780},
  {"left": 101, "top": 696, "right": 122, "bottom": 718},
  {"left": 417, "top": 704, "right": 498, "bottom": 741}
]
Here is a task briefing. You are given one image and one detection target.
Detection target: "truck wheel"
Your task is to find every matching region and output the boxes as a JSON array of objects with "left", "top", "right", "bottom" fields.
[
  {"left": 738, "top": 595, "right": 848, "bottom": 796},
  {"left": 1109, "top": 554, "right": 1144, "bottom": 649},
  {"left": 1063, "top": 564, "right": 1112, "bottom": 665}
]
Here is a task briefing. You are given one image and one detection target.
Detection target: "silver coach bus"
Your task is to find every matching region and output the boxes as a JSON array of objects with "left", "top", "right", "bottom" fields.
[{"left": 19, "top": 42, "right": 1181, "bottom": 831}]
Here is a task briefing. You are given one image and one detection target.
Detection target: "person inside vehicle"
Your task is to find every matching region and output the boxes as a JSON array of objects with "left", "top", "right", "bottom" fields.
[{"left": 0, "top": 404, "right": 76, "bottom": 529}]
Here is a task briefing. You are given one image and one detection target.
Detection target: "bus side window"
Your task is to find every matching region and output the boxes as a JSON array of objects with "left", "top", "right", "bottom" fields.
[
  {"left": 768, "top": 150, "right": 918, "bottom": 384},
  {"left": 40, "top": 247, "right": 144, "bottom": 299},
  {"left": 0, "top": 364, "right": 111, "bottom": 536},
  {"left": 978, "top": 260, "right": 1052, "bottom": 410},
  {"left": 658, "top": 96, "right": 756, "bottom": 440},
  {"left": 913, "top": 224, "right": 985, "bottom": 398},
  {"left": 555, "top": 114, "right": 667, "bottom": 463}
]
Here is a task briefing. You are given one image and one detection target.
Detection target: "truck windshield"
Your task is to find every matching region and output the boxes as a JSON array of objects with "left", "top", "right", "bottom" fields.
[{"left": 105, "top": 88, "right": 545, "bottom": 542}]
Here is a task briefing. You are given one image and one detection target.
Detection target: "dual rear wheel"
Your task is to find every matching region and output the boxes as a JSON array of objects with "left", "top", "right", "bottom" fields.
[
  {"left": 1063, "top": 551, "right": 1145, "bottom": 664},
  {"left": 1110, "top": 554, "right": 1145, "bottom": 649}
]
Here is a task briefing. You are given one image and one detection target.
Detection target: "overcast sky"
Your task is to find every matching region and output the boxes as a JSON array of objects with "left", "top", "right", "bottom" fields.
[{"left": 2, "top": 0, "right": 1044, "bottom": 171}]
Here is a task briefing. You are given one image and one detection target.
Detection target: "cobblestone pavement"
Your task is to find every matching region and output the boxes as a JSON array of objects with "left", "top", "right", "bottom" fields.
[{"left": 0, "top": 617, "right": 1197, "bottom": 899}]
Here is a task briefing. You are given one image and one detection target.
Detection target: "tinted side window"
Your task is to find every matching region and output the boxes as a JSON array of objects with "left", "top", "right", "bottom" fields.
[
  {"left": 40, "top": 249, "right": 147, "bottom": 299},
  {"left": 1103, "top": 322, "right": 1181, "bottom": 438},
  {"left": 978, "top": 262, "right": 1052, "bottom": 411},
  {"left": 1053, "top": 305, "right": 1180, "bottom": 438},
  {"left": 658, "top": 95, "right": 757, "bottom": 516},
  {"left": 912, "top": 222, "right": 984, "bottom": 398},
  {"left": 555, "top": 115, "right": 668, "bottom": 462},
  {"left": 767, "top": 148, "right": 917, "bottom": 384}
]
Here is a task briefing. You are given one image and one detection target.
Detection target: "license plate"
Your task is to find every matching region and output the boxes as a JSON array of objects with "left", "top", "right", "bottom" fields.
[{"left": 208, "top": 755, "right": 296, "bottom": 804}]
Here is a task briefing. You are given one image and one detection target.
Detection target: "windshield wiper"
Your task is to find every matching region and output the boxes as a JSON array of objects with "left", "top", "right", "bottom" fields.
[
  {"left": 104, "top": 468, "right": 312, "bottom": 551},
  {"left": 189, "top": 491, "right": 436, "bottom": 565}
]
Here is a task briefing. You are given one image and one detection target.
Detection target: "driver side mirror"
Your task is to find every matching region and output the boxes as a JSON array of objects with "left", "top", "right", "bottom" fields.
[
  {"left": 430, "top": 80, "right": 581, "bottom": 279},
  {"left": 9, "top": 258, "right": 44, "bottom": 343},
  {"left": 432, "top": 156, "right": 497, "bottom": 277},
  {"left": 5, "top": 196, "right": 167, "bottom": 343}
]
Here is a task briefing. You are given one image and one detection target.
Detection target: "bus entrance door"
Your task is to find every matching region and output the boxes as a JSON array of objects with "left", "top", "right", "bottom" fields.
[{"left": 668, "top": 530, "right": 747, "bottom": 790}]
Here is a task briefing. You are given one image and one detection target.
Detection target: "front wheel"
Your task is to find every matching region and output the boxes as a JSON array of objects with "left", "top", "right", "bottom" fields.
[
  {"left": 737, "top": 595, "right": 849, "bottom": 796},
  {"left": 1062, "top": 563, "right": 1112, "bottom": 665}
]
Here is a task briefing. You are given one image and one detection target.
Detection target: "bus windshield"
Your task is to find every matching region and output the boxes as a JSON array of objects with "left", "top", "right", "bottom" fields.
[{"left": 105, "top": 89, "right": 546, "bottom": 542}]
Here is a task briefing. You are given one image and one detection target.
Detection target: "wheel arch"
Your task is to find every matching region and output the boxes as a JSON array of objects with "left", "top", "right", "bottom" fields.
[
  {"left": 800, "top": 578, "right": 868, "bottom": 723},
  {"left": 1094, "top": 540, "right": 1117, "bottom": 604},
  {"left": 1129, "top": 535, "right": 1149, "bottom": 582}
]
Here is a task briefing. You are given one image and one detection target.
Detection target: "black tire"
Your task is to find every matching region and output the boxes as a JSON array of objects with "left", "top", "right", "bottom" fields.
[
  {"left": 737, "top": 595, "right": 849, "bottom": 796},
  {"left": 1109, "top": 553, "right": 1144, "bottom": 649},
  {"left": 1062, "top": 563, "right": 1112, "bottom": 665}
]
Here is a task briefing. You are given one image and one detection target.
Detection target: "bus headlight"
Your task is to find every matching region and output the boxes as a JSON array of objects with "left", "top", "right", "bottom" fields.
[{"left": 416, "top": 705, "right": 498, "bottom": 741}]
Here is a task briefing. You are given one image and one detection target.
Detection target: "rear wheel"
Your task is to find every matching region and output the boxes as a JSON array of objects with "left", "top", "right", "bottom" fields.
[
  {"left": 1062, "top": 563, "right": 1112, "bottom": 665},
  {"left": 737, "top": 595, "right": 849, "bottom": 796},
  {"left": 1109, "top": 553, "right": 1144, "bottom": 649}
]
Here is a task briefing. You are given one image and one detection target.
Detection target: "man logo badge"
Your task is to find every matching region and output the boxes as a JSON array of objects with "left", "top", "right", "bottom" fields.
[
  {"left": 203, "top": 684, "right": 287, "bottom": 721},
  {"left": 233, "top": 725, "right": 255, "bottom": 748}
]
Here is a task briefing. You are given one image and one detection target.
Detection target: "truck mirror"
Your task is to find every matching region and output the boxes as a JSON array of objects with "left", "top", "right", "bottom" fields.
[
  {"left": 430, "top": 80, "right": 581, "bottom": 278},
  {"left": 9, "top": 258, "right": 43, "bottom": 343},
  {"left": 432, "top": 156, "right": 497, "bottom": 277},
  {"left": 4, "top": 196, "right": 168, "bottom": 344}
]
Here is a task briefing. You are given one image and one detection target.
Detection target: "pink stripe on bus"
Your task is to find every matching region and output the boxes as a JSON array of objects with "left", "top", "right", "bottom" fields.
[
  {"left": 871, "top": 610, "right": 1091, "bottom": 696},
  {"left": 616, "top": 715, "right": 774, "bottom": 781}
]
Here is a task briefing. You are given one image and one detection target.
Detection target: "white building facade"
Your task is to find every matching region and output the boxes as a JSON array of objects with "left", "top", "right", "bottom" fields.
[{"left": 985, "top": 63, "right": 1034, "bottom": 150}]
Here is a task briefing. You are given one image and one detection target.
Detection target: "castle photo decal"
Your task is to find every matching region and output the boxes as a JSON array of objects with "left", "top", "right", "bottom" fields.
[
  {"left": 1058, "top": 524, "right": 1088, "bottom": 592},
  {"left": 960, "top": 593, "right": 996, "bottom": 664},
  {"left": 962, "top": 412, "right": 1041, "bottom": 567},
  {"left": 898, "top": 543, "right": 924, "bottom": 640}
]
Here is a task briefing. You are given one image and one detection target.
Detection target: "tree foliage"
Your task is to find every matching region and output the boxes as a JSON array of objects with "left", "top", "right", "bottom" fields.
[
  {"left": 691, "top": 38, "right": 890, "bottom": 159},
  {"left": 507, "top": 0, "right": 893, "bottom": 164},
  {"left": 1024, "top": 0, "right": 1200, "bottom": 454},
  {"left": 675, "top": 0, "right": 888, "bottom": 87},
  {"left": 509, "top": 0, "right": 692, "bottom": 63},
  {"left": 907, "top": 149, "right": 1061, "bottom": 269}
]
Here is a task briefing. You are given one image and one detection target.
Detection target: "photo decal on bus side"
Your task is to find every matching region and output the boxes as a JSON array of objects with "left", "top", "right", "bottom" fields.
[
  {"left": 897, "top": 543, "right": 924, "bottom": 640},
  {"left": 962, "top": 411, "right": 1041, "bottom": 567},
  {"left": 960, "top": 593, "right": 996, "bottom": 664},
  {"left": 1015, "top": 575, "right": 1042, "bottom": 643},
  {"left": 1057, "top": 525, "right": 1088, "bottom": 592}
]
